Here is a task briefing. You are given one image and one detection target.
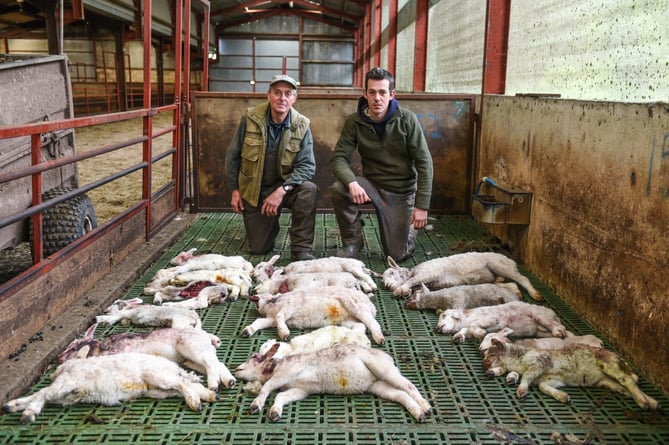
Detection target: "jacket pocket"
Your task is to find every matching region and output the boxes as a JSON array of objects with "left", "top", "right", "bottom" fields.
[
  {"left": 280, "top": 139, "right": 300, "bottom": 172},
  {"left": 240, "top": 137, "right": 262, "bottom": 176}
]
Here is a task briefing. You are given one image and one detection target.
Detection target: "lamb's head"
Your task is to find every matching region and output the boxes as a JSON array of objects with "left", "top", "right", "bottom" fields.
[
  {"left": 258, "top": 339, "right": 293, "bottom": 359},
  {"left": 170, "top": 248, "right": 198, "bottom": 265},
  {"left": 58, "top": 324, "right": 102, "bottom": 363},
  {"left": 235, "top": 342, "right": 281, "bottom": 383},
  {"left": 481, "top": 338, "right": 512, "bottom": 377},
  {"left": 479, "top": 327, "right": 514, "bottom": 353},
  {"left": 104, "top": 297, "right": 143, "bottom": 313},
  {"left": 404, "top": 282, "right": 429, "bottom": 309},
  {"left": 382, "top": 256, "right": 411, "bottom": 291},
  {"left": 252, "top": 255, "right": 281, "bottom": 282},
  {"left": 436, "top": 309, "right": 464, "bottom": 334}
]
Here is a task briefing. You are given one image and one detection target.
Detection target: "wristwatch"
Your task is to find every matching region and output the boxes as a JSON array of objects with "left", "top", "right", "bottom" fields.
[{"left": 282, "top": 184, "right": 294, "bottom": 192}]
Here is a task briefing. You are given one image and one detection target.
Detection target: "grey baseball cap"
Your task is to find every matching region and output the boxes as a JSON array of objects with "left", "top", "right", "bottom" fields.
[{"left": 269, "top": 74, "right": 298, "bottom": 89}]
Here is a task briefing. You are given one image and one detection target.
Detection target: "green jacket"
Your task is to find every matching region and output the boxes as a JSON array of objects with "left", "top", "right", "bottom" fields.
[
  {"left": 330, "top": 99, "right": 433, "bottom": 210},
  {"left": 226, "top": 102, "right": 314, "bottom": 207}
]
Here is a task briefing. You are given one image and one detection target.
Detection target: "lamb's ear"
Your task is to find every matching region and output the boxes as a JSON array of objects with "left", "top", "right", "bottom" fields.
[
  {"left": 491, "top": 338, "right": 506, "bottom": 349},
  {"left": 420, "top": 282, "right": 429, "bottom": 292},
  {"left": 387, "top": 256, "right": 399, "bottom": 268},
  {"left": 76, "top": 345, "right": 91, "bottom": 359},
  {"left": 269, "top": 255, "right": 281, "bottom": 266},
  {"left": 266, "top": 342, "right": 281, "bottom": 359},
  {"left": 270, "top": 269, "right": 284, "bottom": 279},
  {"left": 84, "top": 323, "right": 98, "bottom": 339},
  {"left": 501, "top": 327, "right": 514, "bottom": 337}
]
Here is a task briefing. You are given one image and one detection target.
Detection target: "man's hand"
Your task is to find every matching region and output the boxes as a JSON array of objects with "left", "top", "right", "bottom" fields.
[
  {"left": 261, "top": 187, "right": 286, "bottom": 216},
  {"left": 348, "top": 181, "right": 372, "bottom": 205},
  {"left": 411, "top": 208, "right": 428, "bottom": 229},
  {"left": 231, "top": 190, "right": 244, "bottom": 213}
]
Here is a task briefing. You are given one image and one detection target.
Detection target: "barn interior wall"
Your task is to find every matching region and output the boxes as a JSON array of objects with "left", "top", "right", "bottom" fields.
[
  {"left": 394, "top": 0, "right": 416, "bottom": 91},
  {"left": 478, "top": 95, "right": 669, "bottom": 393},
  {"left": 426, "top": 0, "right": 485, "bottom": 94},
  {"left": 505, "top": 0, "right": 668, "bottom": 102}
]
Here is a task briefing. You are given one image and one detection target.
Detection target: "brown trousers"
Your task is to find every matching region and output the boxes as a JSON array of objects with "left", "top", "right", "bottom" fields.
[
  {"left": 242, "top": 181, "right": 318, "bottom": 254},
  {"left": 330, "top": 176, "right": 415, "bottom": 261}
]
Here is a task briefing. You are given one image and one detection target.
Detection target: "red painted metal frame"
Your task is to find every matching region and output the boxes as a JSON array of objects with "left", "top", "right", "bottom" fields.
[
  {"left": 373, "top": 0, "right": 381, "bottom": 68},
  {"left": 0, "top": 0, "right": 214, "bottom": 281},
  {"left": 413, "top": 0, "right": 428, "bottom": 92},
  {"left": 482, "top": 0, "right": 510, "bottom": 94},
  {"left": 387, "top": 0, "right": 397, "bottom": 75}
]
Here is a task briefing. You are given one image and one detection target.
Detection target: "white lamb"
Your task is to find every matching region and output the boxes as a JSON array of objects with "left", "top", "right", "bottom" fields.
[
  {"left": 169, "top": 248, "right": 254, "bottom": 273},
  {"left": 252, "top": 255, "right": 377, "bottom": 294},
  {"left": 96, "top": 297, "right": 202, "bottom": 329},
  {"left": 145, "top": 267, "right": 252, "bottom": 300},
  {"left": 3, "top": 353, "right": 218, "bottom": 424},
  {"left": 382, "top": 252, "right": 540, "bottom": 300},
  {"left": 242, "top": 286, "right": 385, "bottom": 345},
  {"left": 404, "top": 282, "right": 521, "bottom": 310},
  {"left": 58, "top": 324, "right": 236, "bottom": 391},
  {"left": 254, "top": 271, "right": 375, "bottom": 296},
  {"left": 478, "top": 327, "right": 604, "bottom": 353},
  {"left": 257, "top": 325, "right": 372, "bottom": 359},
  {"left": 235, "top": 343, "right": 432, "bottom": 422},
  {"left": 153, "top": 282, "right": 230, "bottom": 309},
  {"left": 436, "top": 301, "right": 567, "bottom": 343}
]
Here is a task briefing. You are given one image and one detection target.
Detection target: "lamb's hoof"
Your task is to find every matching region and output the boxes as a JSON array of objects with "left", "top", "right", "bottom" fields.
[
  {"left": 241, "top": 329, "right": 251, "bottom": 338},
  {"left": 269, "top": 410, "right": 282, "bottom": 422},
  {"left": 281, "top": 334, "right": 291, "bottom": 342},
  {"left": 227, "top": 379, "right": 237, "bottom": 389},
  {"left": 250, "top": 404, "right": 261, "bottom": 414}
]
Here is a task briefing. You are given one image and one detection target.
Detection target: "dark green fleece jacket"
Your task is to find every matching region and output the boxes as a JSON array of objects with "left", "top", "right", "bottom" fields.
[{"left": 330, "top": 98, "right": 434, "bottom": 210}]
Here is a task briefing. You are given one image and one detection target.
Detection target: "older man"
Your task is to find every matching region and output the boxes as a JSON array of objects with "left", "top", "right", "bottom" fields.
[{"left": 225, "top": 74, "right": 318, "bottom": 261}]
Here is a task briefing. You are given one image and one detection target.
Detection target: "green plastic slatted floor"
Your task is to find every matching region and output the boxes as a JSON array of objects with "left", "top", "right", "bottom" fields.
[{"left": 2, "top": 213, "right": 668, "bottom": 444}]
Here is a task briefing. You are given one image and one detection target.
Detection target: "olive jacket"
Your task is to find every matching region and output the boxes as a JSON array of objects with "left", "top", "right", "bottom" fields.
[
  {"left": 226, "top": 102, "right": 315, "bottom": 207},
  {"left": 330, "top": 98, "right": 433, "bottom": 210}
]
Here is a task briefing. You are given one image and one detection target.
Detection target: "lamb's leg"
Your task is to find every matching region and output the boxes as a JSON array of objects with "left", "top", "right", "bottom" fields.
[
  {"left": 537, "top": 380, "right": 571, "bottom": 403},
  {"left": 351, "top": 311, "right": 385, "bottom": 345},
  {"left": 242, "top": 318, "right": 276, "bottom": 337},
  {"left": 600, "top": 362, "right": 660, "bottom": 410},
  {"left": 274, "top": 312, "right": 292, "bottom": 341},
  {"left": 268, "top": 388, "right": 310, "bottom": 421},
  {"left": 367, "top": 381, "right": 429, "bottom": 422},
  {"left": 488, "top": 263, "right": 541, "bottom": 301},
  {"left": 363, "top": 357, "right": 432, "bottom": 414}
]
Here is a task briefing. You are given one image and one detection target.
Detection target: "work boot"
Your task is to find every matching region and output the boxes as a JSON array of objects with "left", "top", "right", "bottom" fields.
[
  {"left": 291, "top": 251, "right": 316, "bottom": 261},
  {"left": 336, "top": 240, "right": 364, "bottom": 258}
]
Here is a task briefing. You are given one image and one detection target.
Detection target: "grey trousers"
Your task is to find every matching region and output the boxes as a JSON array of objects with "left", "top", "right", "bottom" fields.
[
  {"left": 330, "top": 176, "right": 415, "bottom": 261},
  {"left": 242, "top": 181, "right": 318, "bottom": 254}
]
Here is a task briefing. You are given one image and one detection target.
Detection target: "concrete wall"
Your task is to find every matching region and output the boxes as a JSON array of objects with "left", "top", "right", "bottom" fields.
[{"left": 478, "top": 95, "right": 669, "bottom": 392}]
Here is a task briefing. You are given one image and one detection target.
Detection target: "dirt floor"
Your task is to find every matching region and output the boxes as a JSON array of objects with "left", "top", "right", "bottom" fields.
[
  {"left": 76, "top": 112, "right": 176, "bottom": 223},
  {"left": 0, "top": 113, "right": 178, "bottom": 283}
]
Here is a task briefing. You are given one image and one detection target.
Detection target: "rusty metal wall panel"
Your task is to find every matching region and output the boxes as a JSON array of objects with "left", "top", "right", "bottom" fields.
[{"left": 191, "top": 90, "right": 475, "bottom": 213}]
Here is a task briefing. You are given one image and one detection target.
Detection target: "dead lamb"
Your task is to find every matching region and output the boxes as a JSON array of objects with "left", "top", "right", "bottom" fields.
[
  {"left": 3, "top": 353, "right": 217, "bottom": 424},
  {"left": 482, "top": 339, "right": 660, "bottom": 410},
  {"left": 235, "top": 342, "right": 432, "bottom": 422},
  {"left": 252, "top": 255, "right": 378, "bottom": 294},
  {"left": 254, "top": 271, "right": 375, "bottom": 296},
  {"left": 58, "top": 324, "right": 236, "bottom": 391},
  {"left": 436, "top": 301, "right": 567, "bottom": 342},
  {"left": 257, "top": 325, "right": 372, "bottom": 359},
  {"left": 145, "top": 267, "right": 251, "bottom": 301},
  {"left": 168, "top": 248, "right": 254, "bottom": 273},
  {"left": 405, "top": 282, "right": 521, "bottom": 311},
  {"left": 478, "top": 327, "right": 604, "bottom": 353},
  {"left": 96, "top": 297, "right": 202, "bottom": 329},
  {"left": 153, "top": 281, "right": 230, "bottom": 309},
  {"left": 243, "top": 325, "right": 372, "bottom": 394},
  {"left": 242, "top": 286, "right": 385, "bottom": 345},
  {"left": 382, "top": 252, "right": 540, "bottom": 300}
]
